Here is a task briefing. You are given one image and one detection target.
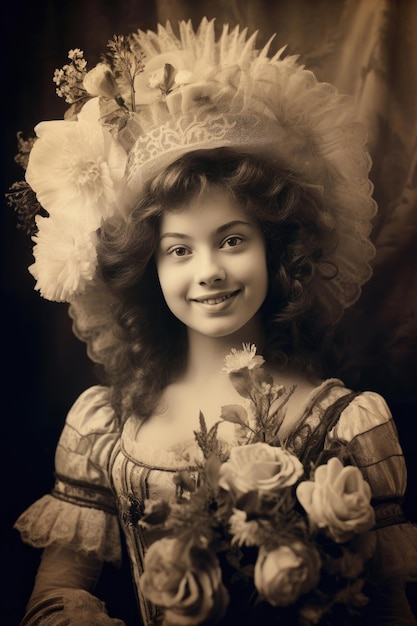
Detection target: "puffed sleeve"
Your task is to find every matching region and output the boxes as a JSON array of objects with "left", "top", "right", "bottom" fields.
[
  {"left": 328, "top": 391, "right": 417, "bottom": 583},
  {"left": 14, "top": 386, "right": 122, "bottom": 565}
]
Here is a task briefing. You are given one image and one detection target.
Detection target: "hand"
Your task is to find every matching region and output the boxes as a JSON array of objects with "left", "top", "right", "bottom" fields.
[{"left": 22, "top": 590, "right": 126, "bottom": 626}]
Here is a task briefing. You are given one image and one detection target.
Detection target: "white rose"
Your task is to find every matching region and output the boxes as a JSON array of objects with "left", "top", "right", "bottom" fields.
[
  {"left": 219, "top": 442, "right": 304, "bottom": 498},
  {"left": 296, "top": 457, "right": 375, "bottom": 543}
]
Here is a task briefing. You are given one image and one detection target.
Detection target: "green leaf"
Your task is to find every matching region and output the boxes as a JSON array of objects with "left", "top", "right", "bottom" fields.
[
  {"left": 198, "top": 411, "right": 208, "bottom": 435},
  {"left": 228, "top": 370, "right": 253, "bottom": 399},
  {"left": 220, "top": 404, "right": 248, "bottom": 426},
  {"left": 163, "top": 63, "right": 176, "bottom": 94},
  {"left": 235, "top": 490, "right": 260, "bottom": 514},
  {"left": 141, "top": 500, "right": 171, "bottom": 526},
  {"left": 173, "top": 470, "right": 196, "bottom": 493},
  {"left": 205, "top": 454, "right": 222, "bottom": 487}
]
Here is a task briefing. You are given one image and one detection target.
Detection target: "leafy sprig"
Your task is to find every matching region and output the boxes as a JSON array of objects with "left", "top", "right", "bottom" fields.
[
  {"left": 193, "top": 411, "right": 229, "bottom": 462},
  {"left": 221, "top": 361, "right": 296, "bottom": 446},
  {"left": 5, "top": 181, "right": 46, "bottom": 235},
  {"left": 106, "top": 35, "right": 145, "bottom": 111}
]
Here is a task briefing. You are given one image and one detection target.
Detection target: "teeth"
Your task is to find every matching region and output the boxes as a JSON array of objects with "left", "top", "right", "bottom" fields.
[{"left": 200, "top": 293, "right": 233, "bottom": 305}]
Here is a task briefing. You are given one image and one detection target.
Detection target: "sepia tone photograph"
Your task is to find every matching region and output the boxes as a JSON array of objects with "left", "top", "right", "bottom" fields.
[{"left": 2, "top": 1, "right": 417, "bottom": 624}]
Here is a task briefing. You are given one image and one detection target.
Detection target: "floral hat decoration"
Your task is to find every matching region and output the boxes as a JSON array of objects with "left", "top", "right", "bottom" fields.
[{"left": 8, "top": 18, "right": 376, "bottom": 323}]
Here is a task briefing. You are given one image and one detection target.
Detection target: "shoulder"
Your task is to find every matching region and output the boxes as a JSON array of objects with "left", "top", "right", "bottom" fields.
[
  {"left": 63, "top": 385, "right": 118, "bottom": 433},
  {"left": 55, "top": 385, "right": 121, "bottom": 484},
  {"left": 326, "top": 388, "right": 407, "bottom": 492},
  {"left": 329, "top": 388, "right": 394, "bottom": 441},
  {"left": 15, "top": 386, "right": 122, "bottom": 561}
]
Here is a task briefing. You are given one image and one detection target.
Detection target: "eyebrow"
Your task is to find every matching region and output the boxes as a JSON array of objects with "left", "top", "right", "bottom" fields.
[{"left": 159, "top": 220, "right": 253, "bottom": 241}]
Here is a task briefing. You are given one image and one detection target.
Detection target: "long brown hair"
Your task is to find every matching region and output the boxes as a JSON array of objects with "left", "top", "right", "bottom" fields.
[{"left": 96, "top": 148, "right": 338, "bottom": 421}]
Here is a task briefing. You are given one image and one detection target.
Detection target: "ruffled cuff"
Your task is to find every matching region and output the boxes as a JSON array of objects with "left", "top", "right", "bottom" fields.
[
  {"left": 21, "top": 589, "right": 125, "bottom": 626},
  {"left": 14, "top": 495, "right": 121, "bottom": 565},
  {"left": 368, "top": 517, "right": 417, "bottom": 583}
]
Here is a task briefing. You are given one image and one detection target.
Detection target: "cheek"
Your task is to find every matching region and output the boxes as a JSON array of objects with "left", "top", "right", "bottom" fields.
[
  {"left": 246, "top": 246, "right": 269, "bottom": 293},
  {"left": 156, "top": 261, "right": 187, "bottom": 305}
]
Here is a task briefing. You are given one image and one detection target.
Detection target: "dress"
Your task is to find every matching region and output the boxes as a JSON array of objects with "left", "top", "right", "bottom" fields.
[{"left": 15, "top": 379, "right": 417, "bottom": 625}]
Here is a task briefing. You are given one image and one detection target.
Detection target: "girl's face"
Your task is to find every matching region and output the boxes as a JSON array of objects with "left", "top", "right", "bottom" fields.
[{"left": 155, "top": 187, "right": 268, "bottom": 340}]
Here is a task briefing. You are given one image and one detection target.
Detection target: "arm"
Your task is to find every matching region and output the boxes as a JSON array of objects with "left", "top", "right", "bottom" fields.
[
  {"left": 329, "top": 391, "right": 417, "bottom": 624},
  {"left": 22, "top": 545, "right": 125, "bottom": 626},
  {"left": 16, "top": 387, "right": 125, "bottom": 625}
]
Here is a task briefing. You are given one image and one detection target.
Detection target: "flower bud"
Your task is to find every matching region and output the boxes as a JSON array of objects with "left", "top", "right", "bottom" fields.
[
  {"left": 83, "top": 63, "right": 125, "bottom": 107},
  {"left": 254, "top": 541, "right": 321, "bottom": 606}
]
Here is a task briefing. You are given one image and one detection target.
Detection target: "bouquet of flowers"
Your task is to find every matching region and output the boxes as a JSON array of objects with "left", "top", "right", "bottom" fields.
[{"left": 139, "top": 345, "right": 376, "bottom": 626}]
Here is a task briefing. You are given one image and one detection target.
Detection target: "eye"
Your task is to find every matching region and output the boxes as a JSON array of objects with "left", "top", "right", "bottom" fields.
[
  {"left": 168, "top": 245, "right": 191, "bottom": 257},
  {"left": 221, "top": 236, "right": 243, "bottom": 248}
]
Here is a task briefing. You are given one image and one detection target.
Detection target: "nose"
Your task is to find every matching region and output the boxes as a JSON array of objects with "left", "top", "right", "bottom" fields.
[{"left": 194, "top": 250, "right": 226, "bottom": 286}]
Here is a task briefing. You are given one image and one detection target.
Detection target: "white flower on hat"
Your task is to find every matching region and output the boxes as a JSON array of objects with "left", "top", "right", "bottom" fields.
[
  {"left": 29, "top": 214, "right": 98, "bottom": 302},
  {"left": 132, "top": 52, "right": 186, "bottom": 104},
  {"left": 26, "top": 98, "right": 127, "bottom": 232},
  {"left": 25, "top": 97, "right": 127, "bottom": 301}
]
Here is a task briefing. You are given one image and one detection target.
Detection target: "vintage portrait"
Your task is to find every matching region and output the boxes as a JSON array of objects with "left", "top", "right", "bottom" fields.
[{"left": 3, "top": 1, "right": 417, "bottom": 624}]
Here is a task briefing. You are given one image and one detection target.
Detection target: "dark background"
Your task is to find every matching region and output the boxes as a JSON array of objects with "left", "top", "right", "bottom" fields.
[{"left": 2, "top": 1, "right": 416, "bottom": 624}]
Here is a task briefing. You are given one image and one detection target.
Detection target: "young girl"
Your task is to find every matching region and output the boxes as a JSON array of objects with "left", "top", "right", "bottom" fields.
[{"left": 11, "top": 18, "right": 417, "bottom": 626}]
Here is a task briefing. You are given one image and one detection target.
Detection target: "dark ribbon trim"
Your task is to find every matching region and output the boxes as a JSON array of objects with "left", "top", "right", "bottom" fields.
[{"left": 52, "top": 473, "right": 117, "bottom": 514}]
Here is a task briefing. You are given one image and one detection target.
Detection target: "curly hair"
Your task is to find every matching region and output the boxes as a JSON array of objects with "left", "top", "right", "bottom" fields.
[{"left": 95, "top": 148, "right": 338, "bottom": 421}]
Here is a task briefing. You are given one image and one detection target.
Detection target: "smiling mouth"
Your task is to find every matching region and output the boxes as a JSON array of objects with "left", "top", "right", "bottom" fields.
[{"left": 193, "top": 290, "right": 240, "bottom": 305}]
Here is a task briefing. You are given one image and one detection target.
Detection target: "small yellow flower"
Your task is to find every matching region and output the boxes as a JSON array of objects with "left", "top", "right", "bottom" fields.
[
  {"left": 222, "top": 343, "right": 265, "bottom": 374},
  {"left": 229, "top": 509, "right": 260, "bottom": 546}
]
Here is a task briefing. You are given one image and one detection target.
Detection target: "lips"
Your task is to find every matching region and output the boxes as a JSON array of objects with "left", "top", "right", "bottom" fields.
[{"left": 192, "top": 290, "right": 240, "bottom": 305}]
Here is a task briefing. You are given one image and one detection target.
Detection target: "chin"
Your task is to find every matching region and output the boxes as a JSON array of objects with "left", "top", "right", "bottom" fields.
[{"left": 194, "top": 322, "right": 257, "bottom": 340}]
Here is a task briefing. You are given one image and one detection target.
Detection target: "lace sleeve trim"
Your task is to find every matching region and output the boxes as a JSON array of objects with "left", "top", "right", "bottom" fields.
[{"left": 14, "top": 494, "right": 121, "bottom": 564}]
